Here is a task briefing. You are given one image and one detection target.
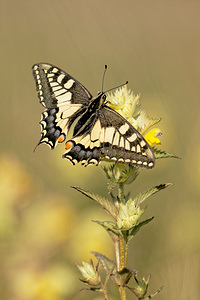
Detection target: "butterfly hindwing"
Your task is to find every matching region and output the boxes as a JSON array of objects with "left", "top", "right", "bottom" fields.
[
  {"left": 32, "top": 63, "right": 92, "bottom": 148},
  {"left": 63, "top": 105, "right": 155, "bottom": 168}
]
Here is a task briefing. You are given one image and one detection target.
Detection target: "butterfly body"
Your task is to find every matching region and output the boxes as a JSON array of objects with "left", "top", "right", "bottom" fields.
[{"left": 32, "top": 63, "right": 155, "bottom": 168}]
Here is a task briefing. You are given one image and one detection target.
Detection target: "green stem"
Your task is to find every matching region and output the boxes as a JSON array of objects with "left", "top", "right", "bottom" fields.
[
  {"left": 119, "top": 182, "right": 125, "bottom": 204},
  {"left": 119, "top": 235, "right": 124, "bottom": 270},
  {"left": 101, "top": 273, "right": 110, "bottom": 300},
  {"left": 118, "top": 182, "right": 125, "bottom": 270},
  {"left": 118, "top": 182, "right": 126, "bottom": 300},
  {"left": 115, "top": 240, "right": 120, "bottom": 271},
  {"left": 119, "top": 286, "right": 126, "bottom": 300},
  {"left": 101, "top": 286, "right": 108, "bottom": 300},
  {"left": 124, "top": 241, "right": 128, "bottom": 268}
]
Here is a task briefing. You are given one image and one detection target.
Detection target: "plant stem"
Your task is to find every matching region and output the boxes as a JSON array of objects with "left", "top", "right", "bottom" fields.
[
  {"left": 119, "top": 182, "right": 125, "bottom": 204},
  {"left": 118, "top": 182, "right": 126, "bottom": 300},
  {"left": 115, "top": 240, "right": 120, "bottom": 272},
  {"left": 119, "top": 286, "right": 126, "bottom": 300},
  {"left": 119, "top": 235, "right": 124, "bottom": 270},
  {"left": 124, "top": 242, "right": 128, "bottom": 267}
]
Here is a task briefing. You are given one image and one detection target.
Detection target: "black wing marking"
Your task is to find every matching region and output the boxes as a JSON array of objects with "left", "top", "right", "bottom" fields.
[
  {"left": 32, "top": 63, "right": 92, "bottom": 149},
  {"left": 99, "top": 106, "right": 155, "bottom": 168},
  {"left": 63, "top": 106, "right": 155, "bottom": 168}
]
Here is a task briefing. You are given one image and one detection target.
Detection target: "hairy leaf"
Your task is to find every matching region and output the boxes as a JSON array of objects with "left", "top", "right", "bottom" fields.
[
  {"left": 128, "top": 217, "right": 154, "bottom": 242},
  {"left": 134, "top": 183, "right": 172, "bottom": 205},
  {"left": 72, "top": 186, "right": 118, "bottom": 219},
  {"left": 91, "top": 252, "right": 116, "bottom": 274},
  {"left": 92, "top": 220, "right": 120, "bottom": 242},
  {"left": 139, "top": 116, "right": 162, "bottom": 135},
  {"left": 152, "top": 147, "right": 180, "bottom": 159}
]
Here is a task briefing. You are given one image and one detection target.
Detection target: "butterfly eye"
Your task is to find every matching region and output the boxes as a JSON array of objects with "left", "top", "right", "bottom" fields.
[{"left": 102, "top": 94, "right": 106, "bottom": 101}]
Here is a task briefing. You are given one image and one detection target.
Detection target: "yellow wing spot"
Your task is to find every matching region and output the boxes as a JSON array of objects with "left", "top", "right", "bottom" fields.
[
  {"left": 119, "top": 137, "right": 124, "bottom": 148},
  {"left": 148, "top": 162, "right": 154, "bottom": 167},
  {"left": 131, "top": 146, "right": 136, "bottom": 152},
  {"left": 105, "top": 127, "right": 115, "bottom": 143},
  {"left": 118, "top": 158, "right": 124, "bottom": 162},
  {"left": 91, "top": 119, "right": 101, "bottom": 141},
  {"left": 140, "top": 140, "right": 146, "bottom": 148},
  {"left": 136, "top": 144, "right": 141, "bottom": 153},
  {"left": 113, "top": 131, "right": 120, "bottom": 146},
  {"left": 125, "top": 159, "right": 131, "bottom": 163},
  {"left": 125, "top": 140, "right": 130, "bottom": 151},
  {"left": 128, "top": 133, "right": 137, "bottom": 142},
  {"left": 119, "top": 123, "right": 129, "bottom": 134},
  {"left": 80, "top": 135, "right": 91, "bottom": 148},
  {"left": 111, "top": 157, "right": 117, "bottom": 161}
]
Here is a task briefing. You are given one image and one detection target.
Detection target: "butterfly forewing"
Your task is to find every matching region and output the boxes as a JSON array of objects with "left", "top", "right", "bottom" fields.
[{"left": 32, "top": 63, "right": 92, "bottom": 148}]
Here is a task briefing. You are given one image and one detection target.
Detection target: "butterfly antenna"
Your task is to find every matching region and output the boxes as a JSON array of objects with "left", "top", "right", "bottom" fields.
[
  {"left": 102, "top": 65, "right": 107, "bottom": 92},
  {"left": 33, "top": 142, "right": 40, "bottom": 153},
  {"left": 104, "top": 80, "right": 128, "bottom": 94}
]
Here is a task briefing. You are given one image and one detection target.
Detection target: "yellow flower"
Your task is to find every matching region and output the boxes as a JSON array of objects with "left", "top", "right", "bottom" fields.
[
  {"left": 117, "top": 200, "right": 144, "bottom": 230},
  {"left": 144, "top": 128, "right": 163, "bottom": 146},
  {"left": 107, "top": 86, "right": 141, "bottom": 127},
  {"left": 76, "top": 260, "right": 101, "bottom": 286},
  {"left": 107, "top": 86, "right": 161, "bottom": 134}
]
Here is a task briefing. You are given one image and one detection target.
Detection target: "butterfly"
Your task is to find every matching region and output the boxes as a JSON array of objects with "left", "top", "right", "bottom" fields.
[{"left": 32, "top": 63, "right": 155, "bottom": 168}]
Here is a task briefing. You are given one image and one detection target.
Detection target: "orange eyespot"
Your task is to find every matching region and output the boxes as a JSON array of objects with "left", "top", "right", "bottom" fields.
[
  {"left": 65, "top": 141, "right": 74, "bottom": 150},
  {"left": 58, "top": 134, "right": 65, "bottom": 143}
]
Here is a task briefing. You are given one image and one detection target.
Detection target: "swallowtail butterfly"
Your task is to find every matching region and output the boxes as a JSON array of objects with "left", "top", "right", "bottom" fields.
[{"left": 32, "top": 63, "right": 155, "bottom": 168}]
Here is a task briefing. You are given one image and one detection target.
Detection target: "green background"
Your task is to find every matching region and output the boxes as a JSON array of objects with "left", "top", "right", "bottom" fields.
[{"left": 1, "top": 0, "right": 199, "bottom": 299}]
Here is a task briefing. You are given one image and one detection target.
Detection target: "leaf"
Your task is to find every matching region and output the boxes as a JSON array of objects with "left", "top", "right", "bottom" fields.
[
  {"left": 91, "top": 252, "right": 116, "bottom": 275},
  {"left": 128, "top": 217, "right": 154, "bottom": 242},
  {"left": 102, "top": 164, "right": 139, "bottom": 193},
  {"left": 152, "top": 147, "right": 180, "bottom": 159},
  {"left": 72, "top": 186, "right": 118, "bottom": 219},
  {"left": 102, "top": 164, "right": 118, "bottom": 193},
  {"left": 107, "top": 176, "right": 118, "bottom": 194},
  {"left": 92, "top": 220, "right": 120, "bottom": 242},
  {"left": 134, "top": 183, "right": 172, "bottom": 205}
]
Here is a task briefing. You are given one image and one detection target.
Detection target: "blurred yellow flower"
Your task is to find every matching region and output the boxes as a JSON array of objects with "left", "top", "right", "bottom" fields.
[
  {"left": 0, "top": 154, "right": 32, "bottom": 236},
  {"left": 0, "top": 154, "right": 32, "bottom": 203},
  {"left": 68, "top": 208, "right": 113, "bottom": 261},
  {"left": 23, "top": 198, "right": 77, "bottom": 248},
  {"left": 13, "top": 266, "right": 76, "bottom": 300}
]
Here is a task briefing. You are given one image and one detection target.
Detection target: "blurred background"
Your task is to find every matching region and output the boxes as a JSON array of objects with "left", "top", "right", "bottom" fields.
[{"left": 1, "top": 0, "right": 200, "bottom": 299}]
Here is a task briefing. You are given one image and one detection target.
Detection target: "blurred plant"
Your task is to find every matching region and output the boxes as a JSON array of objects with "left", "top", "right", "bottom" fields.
[{"left": 73, "top": 86, "right": 178, "bottom": 299}]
